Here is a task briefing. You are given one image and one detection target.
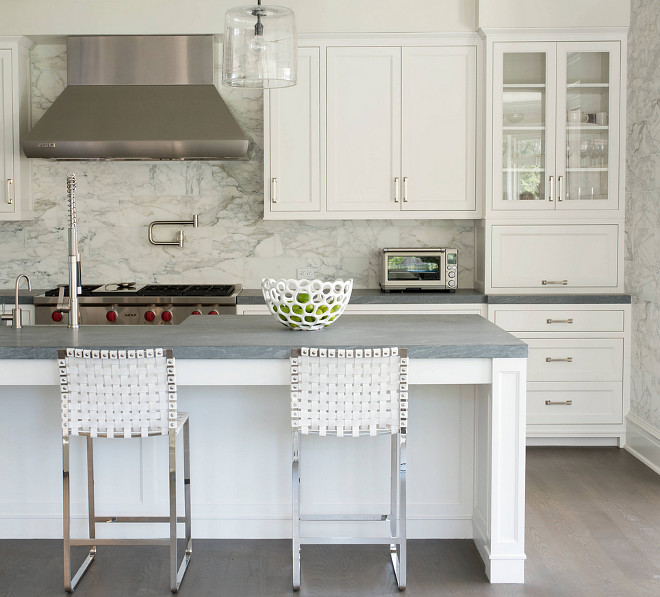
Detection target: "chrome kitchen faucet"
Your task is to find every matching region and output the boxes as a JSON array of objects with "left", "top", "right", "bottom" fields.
[{"left": 56, "top": 173, "right": 81, "bottom": 328}]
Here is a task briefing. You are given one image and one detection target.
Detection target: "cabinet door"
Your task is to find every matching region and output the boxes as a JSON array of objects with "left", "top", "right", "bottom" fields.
[
  {"left": 491, "top": 224, "right": 619, "bottom": 289},
  {"left": 0, "top": 49, "right": 14, "bottom": 215},
  {"left": 555, "top": 42, "right": 620, "bottom": 210},
  {"left": 266, "top": 47, "right": 320, "bottom": 213},
  {"left": 492, "top": 43, "right": 556, "bottom": 211},
  {"left": 401, "top": 47, "right": 476, "bottom": 212},
  {"left": 326, "top": 47, "right": 401, "bottom": 212}
]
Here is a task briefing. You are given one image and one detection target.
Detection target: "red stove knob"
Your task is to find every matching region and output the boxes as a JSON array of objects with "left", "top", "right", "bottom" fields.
[
  {"left": 144, "top": 310, "right": 156, "bottom": 322},
  {"left": 106, "top": 310, "right": 118, "bottom": 323},
  {"left": 52, "top": 311, "right": 63, "bottom": 322},
  {"left": 208, "top": 309, "right": 219, "bottom": 315},
  {"left": 191, "top": 310, "right": 202, "bottom": 316},
  {"left": 161, "top": 310, "right": 173, "bottom": 322}
]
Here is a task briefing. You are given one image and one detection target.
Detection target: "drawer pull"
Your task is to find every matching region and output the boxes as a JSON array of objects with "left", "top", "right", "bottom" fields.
[
  {"left": 546, "top": 357, "right": 573, "bottom": 363},
  {"left": 546, "top": 318, "right": 573, "bottom": 324},
  {"left": 271, "top": 177, "right": 278, "bottom": 203},
  {"left": 545, "top": 400, "right": 573, "bottom": 406},
  {"left": 542, "top": 280, "right": 568, "bottom": 286}
]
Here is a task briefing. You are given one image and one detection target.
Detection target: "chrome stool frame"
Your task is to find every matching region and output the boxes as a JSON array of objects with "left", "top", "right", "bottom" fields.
[
  {"left": 290, "top": 347, "right": 408, "bottom": 591},
  {"left": 58, "top": 348, "right": 191, "bottom": 593}
]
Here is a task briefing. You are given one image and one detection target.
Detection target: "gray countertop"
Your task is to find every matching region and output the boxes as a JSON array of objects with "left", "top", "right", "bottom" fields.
[
  {"left": 1, "top": 288, "right": 630, "bottom": 306},
  {"left": 0, "top": 314, "right": 527, "bottom": 360}
]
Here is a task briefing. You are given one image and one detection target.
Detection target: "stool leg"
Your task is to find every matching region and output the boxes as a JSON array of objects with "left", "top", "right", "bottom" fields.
[
  {"left": 63, "top": 434, "right": 72, "bottom": 592},
  {"left": 86, "top": 436, "right": 96, "bottom": 543},
  {"left": 292, "top": 430, "right": 301, "bottom": 591},
  {"left": 183, "top": 418, "right": 192, "bottom": 560},
  {"left": 169, "top": 428, "right": 178, "bottom": 593},
  {"left": 399, "top": 433, "right": 407, "bottom": 590}
]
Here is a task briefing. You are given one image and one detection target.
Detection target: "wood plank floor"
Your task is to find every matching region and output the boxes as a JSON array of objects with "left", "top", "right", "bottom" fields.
[{"left": 1, "top": 447, "right": 660, "bottom": 596}]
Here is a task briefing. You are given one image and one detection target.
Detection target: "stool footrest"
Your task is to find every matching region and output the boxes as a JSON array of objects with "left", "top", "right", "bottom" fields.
[
  {"left": 69, "top": 538, "right": 171, "bottom": 546},
  {"left": 93, "top": 516, "right": 187, "bottom": 523},
  {"left": 298, "top": 536, "right": 403, "bottom": 545},
  {"left": 300, "top": 514, "right": 388, "bottom": 521}
]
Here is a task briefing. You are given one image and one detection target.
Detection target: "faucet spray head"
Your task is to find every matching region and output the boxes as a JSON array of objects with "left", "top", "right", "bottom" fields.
[{"left": 66, "top": 173, "right": 77, "bottom": 229}]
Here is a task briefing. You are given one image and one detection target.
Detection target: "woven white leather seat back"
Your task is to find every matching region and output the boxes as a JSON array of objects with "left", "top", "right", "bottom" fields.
[
  {"left": 290, "top": 347, "right": 408, "bottom": 437},
  {"left": 58, "top": 348, "right": 177, "bottom": 438}
]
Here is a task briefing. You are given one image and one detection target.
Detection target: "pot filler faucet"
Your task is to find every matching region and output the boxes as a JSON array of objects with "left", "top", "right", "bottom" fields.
[{"left": 56, "top": 173, "right": 81, "bottom": 328}]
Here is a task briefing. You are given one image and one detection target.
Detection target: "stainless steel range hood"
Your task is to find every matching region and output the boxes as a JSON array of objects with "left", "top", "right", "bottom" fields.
[{"left": 22, "top": 36, "right": 249, "bottom": 161}]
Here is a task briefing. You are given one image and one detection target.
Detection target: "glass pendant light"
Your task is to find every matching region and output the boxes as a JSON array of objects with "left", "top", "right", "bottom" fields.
[{"left": 223, "top": 0, "right": 297, "bottom": 88}]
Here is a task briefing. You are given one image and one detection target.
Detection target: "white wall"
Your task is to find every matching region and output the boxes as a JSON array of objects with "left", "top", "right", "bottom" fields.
[
  {"left": 0, "top": 0, "right": 476, "bottom": 35},
  {"left": 0, "top": 0, "right": 631, "bottom": 37},
  {"left": 478, "top": 0, "right": 630, "bottom": 29}
]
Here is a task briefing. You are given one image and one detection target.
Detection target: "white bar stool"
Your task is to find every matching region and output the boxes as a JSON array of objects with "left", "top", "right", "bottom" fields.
[
  {"left": 290, "top": 346, "right": 408, "bottom": 591},
  {"left": 58, "top": 348, "right": 191, "bottom": 593}
]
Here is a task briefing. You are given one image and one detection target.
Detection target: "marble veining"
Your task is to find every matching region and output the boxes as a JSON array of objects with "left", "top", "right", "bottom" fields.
[
  {"left": 0, "top": 43, "right": 475, "bottom": 291},
  {"left": 627, "top": 0, "right": 660, "bottom": 431}
]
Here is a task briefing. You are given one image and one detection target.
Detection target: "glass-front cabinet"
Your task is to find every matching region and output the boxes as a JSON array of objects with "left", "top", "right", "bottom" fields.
[{"left": 492, "top": 42, "right": 620, "bottom": 212}]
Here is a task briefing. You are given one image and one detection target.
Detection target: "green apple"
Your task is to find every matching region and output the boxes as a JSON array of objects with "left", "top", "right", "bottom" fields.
[
  {"left": 330, "top": 304, "right": 341, "bottom": 313},
  {"left": 305, "top": 304, "right": 314, "bottom": 313},
  {"left": 291, "top": 315, "right": 302, "bottom": 323},
  {"left": 292, "top": 304, "right": 303, "bottom": 315},
  {"left": 305, "top": 315, "right": 315, "bottom": 323},
  {"left": 296, "top": 293, "right": 310, "bottom": 303},
  {"left": 280, "top": 305, "right": 290, "bottom": 313}
]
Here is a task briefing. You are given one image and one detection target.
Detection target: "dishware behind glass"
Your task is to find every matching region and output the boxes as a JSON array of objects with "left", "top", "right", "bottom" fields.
[
  {"left": 568, "top": 109, "right": 588, "bottom": 123},
  {"left": 596, "top": 112, "right": 609, "bottom": 126},
  {"left": 505, "top": 112, "right": 524, "bottom": 123}
]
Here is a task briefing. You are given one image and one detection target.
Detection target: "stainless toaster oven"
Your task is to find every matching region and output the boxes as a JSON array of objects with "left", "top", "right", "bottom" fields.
[{"left": 379, "top": 248, "right": 457, "bottom": 291}]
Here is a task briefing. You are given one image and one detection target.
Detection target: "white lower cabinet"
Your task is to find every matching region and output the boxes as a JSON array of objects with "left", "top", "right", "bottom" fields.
[
  {"left": 488, "top": 223, "right": 621, "bottom": 293},
  {"left": 489, "top": 303, "right": 630, "bottom": 446}
]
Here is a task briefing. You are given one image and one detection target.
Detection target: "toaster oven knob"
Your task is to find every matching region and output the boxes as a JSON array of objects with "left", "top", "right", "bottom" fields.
[
  {"left": 208, "top": 309, "right": 219, "bottom": 315},
  {"left": 144, "top": 310, "right": 156, "bottom": 322},
  {"left": 447, "top": 279, "right": 456, "bottom": 287},
  {"left": 448, "top": 271, "right": 456, "bottom": 278},
  {"left": 106, "top": 310, "right": 118, "bottom": 323},
  {"left": 191, "top": 310, "right": 203, "bottom": 316},
  {"left": 161, "top": 310, "right": 173, "bottom": 322},
  {"left": 51, "top": 311, "right": 63, "bottom": 322}
]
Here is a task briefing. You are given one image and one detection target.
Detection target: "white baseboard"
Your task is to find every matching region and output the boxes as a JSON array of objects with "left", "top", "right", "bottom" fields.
[
  {"left": 527, "top": 436, "right": 621, "bottom": 447},
  {"left": 624, "top": 414, "right": 660, "bottom": 475}
]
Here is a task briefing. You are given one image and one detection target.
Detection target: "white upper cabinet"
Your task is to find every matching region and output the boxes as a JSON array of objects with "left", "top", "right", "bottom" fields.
[
  {"left": 401, "top": 47, "right": 476, "bottom": 212},
  {"left": 326, "top": 47, "right": 402, "bottom": 213},
  {"left": 0, "top": 38, "right": 32, "bottom": 221},
  {"left": 264, "top": 37, "right": 479, "bottom": 220},
  {"left": 265, "top": 47, "right": 321, "bottom": 214},
  {"left": 491, "top": 41, "right": 621, "bottom": 214}
]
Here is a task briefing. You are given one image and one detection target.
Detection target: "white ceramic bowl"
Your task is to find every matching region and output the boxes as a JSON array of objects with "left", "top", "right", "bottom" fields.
[{"left": 261, "top": 278, "right": 353, "bottom": 331}]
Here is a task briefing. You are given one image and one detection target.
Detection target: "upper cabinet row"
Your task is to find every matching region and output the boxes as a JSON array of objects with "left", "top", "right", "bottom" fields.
[
  {"left": 264, "top": 42, "right": 478, "bottom": 219},
  {"left": 265, "top": 34, "right": 625, "bottom": 221},
  {"left": 491, "top": 41, "right": 622, "bottom": 215}
]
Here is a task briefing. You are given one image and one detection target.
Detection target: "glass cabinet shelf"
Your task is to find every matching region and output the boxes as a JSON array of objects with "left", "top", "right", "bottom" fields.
[
  {"left": 503, "top": 126, "right": 546, "bottom": 131},
  {"left": 567, "top": 125, "right": 609, "bottom": 131},
  {"left": 566, "top": 167, "right": 608, "bottom": 172},
  {"left": 503, "top": 83, "right": 546, "bottom": 88},
  {"left": 566, "top": 83, "right": 609, "bottom": 88}
]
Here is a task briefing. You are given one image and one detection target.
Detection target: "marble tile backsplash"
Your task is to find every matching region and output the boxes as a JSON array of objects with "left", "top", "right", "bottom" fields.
[
  {"left": 0, "top": 43, "right": 475, "bottom": 290},
  {"left": 627, "top": 0, "right": 660, "bottom": 431}
]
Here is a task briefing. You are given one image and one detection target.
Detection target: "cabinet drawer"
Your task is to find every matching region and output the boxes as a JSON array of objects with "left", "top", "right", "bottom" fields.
[
  {"left": 526, "top": 338, "right": 623, "bottom": 382},
  {"left": 494, "top": 309, "right": 624, "bottom": 333},
  {"left": 491, "top": 224, "right": 619, "bottom": 289},
  {"left": 527, "top": 382, "right": 623, "bottom": 425}
]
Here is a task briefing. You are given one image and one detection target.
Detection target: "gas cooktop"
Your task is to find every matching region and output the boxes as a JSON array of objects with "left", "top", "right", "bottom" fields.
[{"left": 44, "top": 284, "right": 238, "bottom": 298}]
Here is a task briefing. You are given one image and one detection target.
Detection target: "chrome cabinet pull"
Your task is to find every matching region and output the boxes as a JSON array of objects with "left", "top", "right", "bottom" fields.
[
  {"left": 394, "top": 177, "right": 400, "bottom": 203},
  {"left": 548, "top": 175, "right": 554, "bottom": 201},
  {"left": 271, "top": 177, "right": 277, "bottom": 203},
  {"left": 557, "top": 175, "right": 563, "bottom": 201},
  {"left": 5, "top": 178, "right": 13, "bottom": 205},
  {"left": 403, "top": 177, "right": 408, "bottom": 202},
  {"left": 542, "top": 280, "right": 567, "bottom": 286},
  {"left": 545, "top": 400, "right": 573, "bottom": 406},
  {"left": 545, "top": 357, "right": 573, "bottom": 363},
  {"left": 546, "top": 318, "right": 573, "bottom": 324}
]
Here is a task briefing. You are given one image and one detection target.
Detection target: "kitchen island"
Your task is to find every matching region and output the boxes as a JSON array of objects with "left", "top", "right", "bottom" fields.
[{"left": 0, "top": 314, "right": 527, "bottom": 583}]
